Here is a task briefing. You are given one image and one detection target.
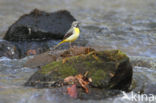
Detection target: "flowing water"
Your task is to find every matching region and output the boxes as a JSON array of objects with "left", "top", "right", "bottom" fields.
[{"left": 0, "top": 0, "right": 156, "bottom": 103}]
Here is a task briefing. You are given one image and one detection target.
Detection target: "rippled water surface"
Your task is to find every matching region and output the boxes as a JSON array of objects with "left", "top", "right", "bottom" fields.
[{"left": 0, "top": 0, "right": 156, "bottom": 103}]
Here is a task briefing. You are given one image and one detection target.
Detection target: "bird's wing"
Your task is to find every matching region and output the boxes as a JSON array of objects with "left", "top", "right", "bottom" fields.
[{"left": 63, "top": 28, "right": 73, "bottom": 40}]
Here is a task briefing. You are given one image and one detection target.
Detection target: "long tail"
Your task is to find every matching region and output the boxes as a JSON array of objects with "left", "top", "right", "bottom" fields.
[{"left": 53, "top": 40, "right": 66, "bottom": 50}]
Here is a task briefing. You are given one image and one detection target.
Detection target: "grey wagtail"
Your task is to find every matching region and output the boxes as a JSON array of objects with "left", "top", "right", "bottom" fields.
[{"left": 53, "top": 21, "right": 80, "bottom": 49}]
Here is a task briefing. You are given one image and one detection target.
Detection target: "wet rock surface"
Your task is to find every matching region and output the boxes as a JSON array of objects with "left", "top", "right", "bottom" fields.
[
  {"left": 24, "top": 47, "right": 94, "bottom": 68},
  {"left": 12, "top": 40, "right": 52, "bottom": 58},
  {"left": 25, "top": 47, "right": 132, "bottom": 99},
  {"left": 4, "top": 9, "right": 76, "bottom": 41},
  {"left": 2, "top": 9, "right": 78, "bottom": 58}
]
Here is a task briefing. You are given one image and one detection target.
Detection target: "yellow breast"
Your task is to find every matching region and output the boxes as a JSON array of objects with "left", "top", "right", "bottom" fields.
[
  {"left": 74, "top": 27, "right": 80, "bottom": 35},
  {"left": 65, "top": 27, "right": 80, "bottom": 42},
  {"left": 72, "top": 27, "right": 80, "bottom": 41}
]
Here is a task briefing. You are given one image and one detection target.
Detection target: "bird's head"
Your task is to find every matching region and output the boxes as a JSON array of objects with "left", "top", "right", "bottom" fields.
[{"left": 72, "top": 21, "right": 79, "bottom": 27}]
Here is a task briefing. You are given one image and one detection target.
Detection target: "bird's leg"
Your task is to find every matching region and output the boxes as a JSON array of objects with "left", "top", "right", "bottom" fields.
[
  {"left": 69, "top": 42, "right": 73, "bottom": 55},
  {"left": 69, "top": 42, "right": 72, "bottom": 49}
]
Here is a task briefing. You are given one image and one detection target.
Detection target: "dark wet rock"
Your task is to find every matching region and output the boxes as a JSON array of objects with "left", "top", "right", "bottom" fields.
[
  {"left": 2, "top": 9, "right": 78, "bottom": 58},
  {"left": 0, "top": 40, "right": 19, "bottom": 59},
  {"left": 4, "top": 9, "right": 76, "bottom": 41},
  {"left": 12, "top": 40, "right": 53, "bottom": 58},
  {"left": 25, "top": 47, "right": 133, "bottom": 94}
]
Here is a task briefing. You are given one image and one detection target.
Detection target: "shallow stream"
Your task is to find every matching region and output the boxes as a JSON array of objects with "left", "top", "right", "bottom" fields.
[{"left": 0, "top": 0, "right": 156, "bottom": 103}]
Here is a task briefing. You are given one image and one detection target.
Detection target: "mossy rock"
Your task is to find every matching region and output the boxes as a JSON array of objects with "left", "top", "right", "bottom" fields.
[{"left": 25, "top": 49, "right": 132, "bottom": 91}]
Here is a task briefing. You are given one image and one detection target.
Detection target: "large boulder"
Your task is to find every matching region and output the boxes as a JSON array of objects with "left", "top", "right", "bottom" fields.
[
  {"left": 4, "top": 9, "right": 76, "bottom": 41},
  {"left": 2, "top": 9, "right": 77, "bottom": 58},
  {"left": 25, "top": 47, "right": 132, "bottom": 98}
]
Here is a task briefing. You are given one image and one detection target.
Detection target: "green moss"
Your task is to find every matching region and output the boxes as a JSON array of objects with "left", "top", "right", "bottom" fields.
[
  {"left": 58, "top": 63, "right": 77, "bottom": 78},
  {"left": 91, "top": 69, "right": 107, "bottom": 86},
  {"left": 40, "top": 61, "right": 60, "bottom": 74},
  {"left": 104, "top": 50, "right": 127, "bottom": 61},
  {"left": 93, "top": 50, "right": 128, "bottom": 63},
  {"left": 40, "top": 57, "right": 79, "bottom": 78},
  {"left": 83, "top": 61, "right": 93, "bottom": 68}
]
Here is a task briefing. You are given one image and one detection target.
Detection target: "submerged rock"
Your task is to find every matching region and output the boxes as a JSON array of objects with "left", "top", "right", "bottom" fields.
[
  {"left": 4, "top": 9, "right": 76, "bottom": 41},
  {"left": 11, "top": 40, "right": 53, "bottom": 58},
  {"left": 25, "top": 47, "right": 132, "bottom": 98},
  {"left": 0, "top": 40, "right": 19, "bottom": 58}
]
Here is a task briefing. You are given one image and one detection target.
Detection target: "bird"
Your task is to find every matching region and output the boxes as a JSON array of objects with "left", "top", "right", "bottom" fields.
[{"left": 53, "top": 21, "right": 80, "bottom": 49}]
